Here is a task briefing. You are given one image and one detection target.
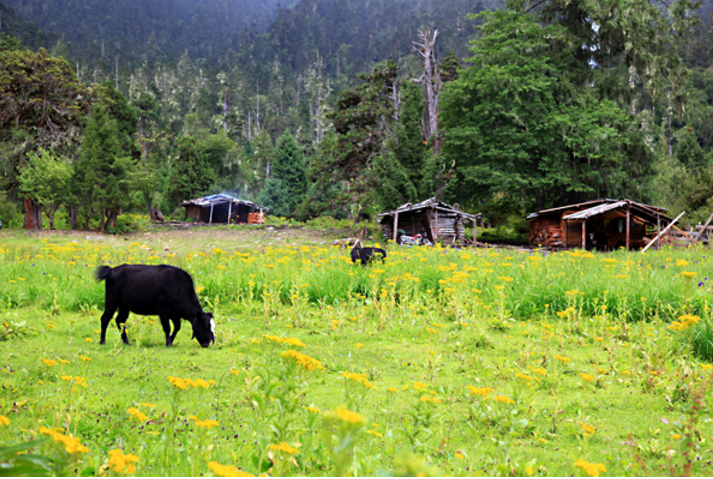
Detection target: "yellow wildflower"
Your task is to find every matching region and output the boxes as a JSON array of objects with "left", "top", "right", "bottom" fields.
[
  {"left": 579, "top": 421, "right": 596, "bottom": 435},
  {"left": 208, "top": 462, "right": 255, "bottom": 477},
  {"left": 574, "top": 459, "right": 606, "bottom": 477},
  {"left": 331, "top": 407, "right": 365, "bottom": 425},
  {"left": 39, "top": 427, "right": 88, "bottom": 454},
  {"left": 366, "top": 430, "right": 383, "bottom": 438},
  {"left": 466, "top": 386, "right": 494, "bottom": 398},
  {"left": 0, "top": 415, "right": 9, "bottom": 426},
  {"left": 494, "top": 395, "right": 515, "bottom": 404},
  {"left": 282, "top": 350, "right": 325, "bottom": 370},
  {"left": 108, "top": 449, "right": 140, "bottom": 474},
  {"left": 127, "top": 407, "right": 148, "bottom": 422},
  {"left": 579, "top": 373, "right": 594, "bottom": 382},
  {"left": 270, "top": 442, "right": 299, "bottom": 455}
]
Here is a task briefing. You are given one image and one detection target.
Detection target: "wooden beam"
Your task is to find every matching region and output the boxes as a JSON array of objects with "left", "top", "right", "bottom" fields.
[
  {"left": 392, "top": 211, "right": 399, "bottom": 243},
  {"left": 581, "top": 220, "right": 586, "bottom": 250},
  {"left": 209, "top": 203, "right": 214, "bottom": 224},
  {"left": 642, "top": 211, "right": 686, "bottom": 253},
  {"left": 626, "top": 206, "right": 630, "bottom": 251},
  {"left": 657, "top": 214, "right": 661, "bottom": 250},
  {"left": 227, "top": 201, "right": 232, "bottom": 225}
]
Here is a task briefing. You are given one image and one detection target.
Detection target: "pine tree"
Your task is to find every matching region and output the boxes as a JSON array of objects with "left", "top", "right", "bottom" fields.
[
  {"left": 75, "top": 106, "right": 134, "bottom": 232},
  {"left": 165, "top": 137, "right": 216, "bottom": 212},
  {"left": 262, "top": 131, "right": 307, "bottom": 217}
]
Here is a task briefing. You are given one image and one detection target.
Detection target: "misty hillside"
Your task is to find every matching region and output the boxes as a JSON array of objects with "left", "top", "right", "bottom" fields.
[
  {"left": 2, "top": 0, "right": 501, "bottom": 76},
  {"left": 2, "top": 0, "right": 299, "bottom": 64}
]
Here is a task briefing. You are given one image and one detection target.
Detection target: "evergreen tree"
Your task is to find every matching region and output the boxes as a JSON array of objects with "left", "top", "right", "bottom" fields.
[
  {"left": 165, "top": 136, "right": 215, "bottom": 212},
  {"left": 374, "top": 82, "right": 428, "bottom": 209},
  {"left": 75, "top": 106, "right": 134, "bottom": 232},
  {"left": 260, "top": 131, "right": 307, "bottom": 217}
]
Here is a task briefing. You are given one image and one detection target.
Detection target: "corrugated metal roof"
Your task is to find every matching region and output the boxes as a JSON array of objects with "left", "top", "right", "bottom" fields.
[
  {"left": 377, "top": 196, "right": 481, "bottom": 220},
  {"left": 181, "top": 194, "right": 268, "bottom": 211},
  {"left": 563, "top": 201, "right": 627, "bottom": 220}
]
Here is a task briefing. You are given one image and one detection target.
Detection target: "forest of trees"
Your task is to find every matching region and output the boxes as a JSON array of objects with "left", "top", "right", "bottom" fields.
[{"left": 2, "top": 0, "right": 713, "bottom": 233}]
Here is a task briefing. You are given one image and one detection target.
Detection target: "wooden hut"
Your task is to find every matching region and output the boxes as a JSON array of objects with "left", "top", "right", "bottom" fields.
[
  {"left": 181, "top": 194, "right": 268, "bottom": 224},
  {"left": 378, "top": 197, "right": 481, "bottom": 244},
  {"left": 527, "top": 199, "right": 673, "bottom": 250}
]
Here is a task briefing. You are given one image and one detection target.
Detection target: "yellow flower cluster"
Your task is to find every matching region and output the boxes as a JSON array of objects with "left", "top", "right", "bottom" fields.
[
  {"left": 127, "top": 407, "right": 148, "bottom": 422},
  {"left": 494, "top": 395, "right": 515, "bottom": 404},
  {"left": 668, "top": 314, "right": 700, "bottom": 331},
  {"left": 330, "top": 407, "right": 365, "bottom": 425},
  {"left": 263, "top": 334, "right": 306, "bottom": 347},
  {"left": 108, "top": 448, "right": 139, "bottom": 473},
  {"left": 41, "top": 358, "right": 58, "bottom": 367},
  {"left": 191, "top": 416, "right": 219, "bottom": 428},
  {"left": 208, "top": 461, "right": 255, "bottom": 477},
  {"left": 579, "top": 373, "right": 594, "bottom": 382},
  {"left": 282, "top": 350, "right": 325, "bottom": 370},
  {"left": 167, "top": 376, "right": 213, "bottom": 389},
  {"left": 270, "top": 442, "right": 300, "bottom": 455},
  {"left": 579, "top": 421, "right": 596, "bottom": 435},
  {"left": 61, "top": 375, "right": 88, "bottom": 387},
  {"left": 341, "top": 371, "right": 376, "bottom": 389},
  {"left": 419, "top": 394, "right": 442, "bottom": 404},
  {"left": 39, "top": 426, "right": 89, "bottom": 454},
  {"left": 0, "top": 415, "right": 9, "bottom": 426},
  {"left": 574, "top": 459, "right": 606, "bottom": 477},
  {"left": 465, "top": 386, "right": 494, "bottom": 398}
]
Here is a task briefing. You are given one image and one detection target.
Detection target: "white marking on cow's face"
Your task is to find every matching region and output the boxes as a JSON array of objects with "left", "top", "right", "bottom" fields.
[{"left": 210, "top": 318, "right": 216, "bottom": 335}]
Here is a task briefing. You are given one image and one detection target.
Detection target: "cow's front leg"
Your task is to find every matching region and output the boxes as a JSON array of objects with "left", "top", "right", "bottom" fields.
[
  {"left": 168, "top": 318, "right": 181, "bottom": 346},
  {"left": 159, "top": 314, "right": 172, "bottom": 346}
]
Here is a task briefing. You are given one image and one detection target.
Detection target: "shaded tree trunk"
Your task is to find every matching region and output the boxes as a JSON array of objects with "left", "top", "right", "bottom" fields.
[
  {"left": 70, "top": 205, "right": 78, "bottom": 230},
  {"left": 23, "top": 197, "right": 42, "bottom": 230}
]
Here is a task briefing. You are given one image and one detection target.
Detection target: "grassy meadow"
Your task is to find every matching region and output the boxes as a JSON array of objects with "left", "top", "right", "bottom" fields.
[{"left": 0, "top": 228, "right": 712, "bottom": 477}]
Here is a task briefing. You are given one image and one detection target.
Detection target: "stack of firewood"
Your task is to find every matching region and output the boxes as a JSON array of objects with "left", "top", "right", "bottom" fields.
[
  {"left": 248, "top": 212, "right": 265, "bottom": 224},
  {"left": 528, "top": 217, "right": 563, "bottom": 248}
]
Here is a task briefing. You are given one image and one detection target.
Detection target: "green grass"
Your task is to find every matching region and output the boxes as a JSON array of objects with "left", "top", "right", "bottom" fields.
[{"left": 0, "top": 232, "right": 712, "bottom": 476}]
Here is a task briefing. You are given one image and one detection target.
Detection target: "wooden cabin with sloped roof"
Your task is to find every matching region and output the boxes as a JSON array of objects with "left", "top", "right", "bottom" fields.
[
  {"left": 378, "top": 197, "right": 481, "bottom": 245},
  {"left": 181, "top": 194, "right": 268, "bottom": 224},
  {"left": 527, "top": 199, "right": 673, "bottom": 250}
]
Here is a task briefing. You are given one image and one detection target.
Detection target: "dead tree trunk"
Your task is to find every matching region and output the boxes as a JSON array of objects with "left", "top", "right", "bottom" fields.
[{"left": 413, "top": 27, "right": 442, "bottom": 155}]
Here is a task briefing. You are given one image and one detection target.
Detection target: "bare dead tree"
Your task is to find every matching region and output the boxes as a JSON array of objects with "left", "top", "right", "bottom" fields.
[{"left": 413, "top": 27, "right": 442, "bottom": 155}]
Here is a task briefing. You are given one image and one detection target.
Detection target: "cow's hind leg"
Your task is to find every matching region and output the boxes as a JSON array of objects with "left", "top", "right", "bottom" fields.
[
  {"left": 115, "top": 306, "right": 130, "bottom": 345},
  {"left": 99, "top": 300, "right": 119, "bottom": 345}
]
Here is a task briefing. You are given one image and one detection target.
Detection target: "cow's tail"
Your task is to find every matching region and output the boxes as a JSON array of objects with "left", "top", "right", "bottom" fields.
[{"left": 96, "top": 265, "right": 113, "bottom": 281}]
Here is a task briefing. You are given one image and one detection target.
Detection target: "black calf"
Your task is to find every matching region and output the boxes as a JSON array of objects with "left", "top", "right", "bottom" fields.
[{"left": 350, "top": 247, "right": 387, "bottom": 266}]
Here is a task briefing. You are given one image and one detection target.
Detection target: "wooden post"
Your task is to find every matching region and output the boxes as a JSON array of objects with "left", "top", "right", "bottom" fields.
[
  {"left": 209, "top": 203, "right": 214, "bottom": 224},
  {"left": 433, "top": 209, "right": 439, "bottom": 240},
  {"left": 227, "top": 201, "right": 233, "bottom": 225},
  {"left": 581, "top": 220, "right": 586, "bottom": 250},
  {"left": 392, "top": 212, "right": 399, "bottom": 243},
  {"left": 564, "top": 219, "right": 568, "bottom": 248},
  {"left": 657, "top": 214, "right": 661, "bottom": 250},
  {"left": 626, "top": 207, "right": 630, "bottom": 251},
  {"left": 473, "top": 218, "right": 477, "bottom": 248},
  {"left": 694, "top": 211, "right": 713, "bottom": 243}
]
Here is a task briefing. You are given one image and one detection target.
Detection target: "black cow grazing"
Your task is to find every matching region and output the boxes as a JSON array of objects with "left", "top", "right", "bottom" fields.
[
  {"left": 351, "top": 247, "right": 387, "bottom": 266},
  {"left": 96, "top": 264, "right": 215, "bottom": 347}
]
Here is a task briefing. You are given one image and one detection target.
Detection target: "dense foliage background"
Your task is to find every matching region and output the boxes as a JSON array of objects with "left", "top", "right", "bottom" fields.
[{"left": 2, "top": 0, "right": 713, "bottom": 233}]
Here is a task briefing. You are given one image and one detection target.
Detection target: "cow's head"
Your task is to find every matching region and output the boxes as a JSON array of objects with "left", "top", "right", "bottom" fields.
[{"left": 191, "top": 312, "right": 215, "bottom": 347}]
